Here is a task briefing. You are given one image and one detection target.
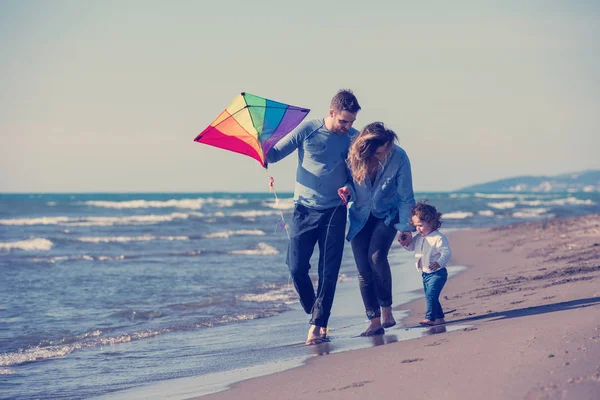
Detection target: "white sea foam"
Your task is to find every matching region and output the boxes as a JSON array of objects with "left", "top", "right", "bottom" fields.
[
  {"left": 520, "top": 197, "right": 595, "bottom": 207},
  {"left": 83, "top": 198, "right": 247, "bottom": 210},
  {"left": 96, "top": 255, "right": 126, "bottom": 261},
  {"left": 0, "top": 216, "right": 72, "bottom": 225},
  {"left": 475, "top": 193, "right": 519, "bottom": 199},
  {"left": 229, "top": 210, "right": 281, "bottom": 218},
  {"left": 487, "top": 201, "right": 517, "bottom": 209},
  {"left": 229, "top": 243, "right": 279, "bottom": 255},
  {"left": 443, "top": 211, "right": 474, "bottom": 219},
  {"left": 449, "top": 193, "right": 471, "bottom": 198},
  {"left": 262, "top": 198, "right": 295, "bottom": 210},
  {"left": 0, "top": 330, "right": 164, "bottom": 367},
  {"left": 0, "top": 238, "right": 53, "bottom": 251},
  {"left": 77, "top": 235, "right": 189, "bottom": 243},
  {"left": 237, "top": 285, "right": 296, "bottom": 304},
  {"left": 42, "top": 255, "right": 125, "bottom": 263},
  {"left": 512, "top": 208, "right": 550, "bottom": 218},
  {"left": 478, "top": 210, "right": 495, "bottom": 217},
  {"left": 0, "top": 213, "right": 188, "bottom": 227},
  {"left": 202, "top": 230, "right": 265, "bottom": 239}
]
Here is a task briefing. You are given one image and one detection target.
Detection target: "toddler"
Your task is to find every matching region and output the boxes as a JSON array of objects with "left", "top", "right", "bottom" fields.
[{"left": 399, "top": 201, "right": 451, "bottom": 326}]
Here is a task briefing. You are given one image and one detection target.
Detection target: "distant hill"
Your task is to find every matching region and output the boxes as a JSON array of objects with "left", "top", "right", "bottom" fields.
[{"left": 458, "top": 170, "right": 600, "bottom": 193}]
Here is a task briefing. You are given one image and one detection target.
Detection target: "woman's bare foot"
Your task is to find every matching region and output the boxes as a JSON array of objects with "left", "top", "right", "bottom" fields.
[
  {"left": 433, "top": 318, "right": 446, "bottom": 325},
  {"left": 381, "top": 306, "right": 396, "bottom": 328},
  {"left": 306, "top": 325, "right": 324, "bottom": 345},
  {"left": 360, "top": 318, "right": 384, "bottom": 336}
]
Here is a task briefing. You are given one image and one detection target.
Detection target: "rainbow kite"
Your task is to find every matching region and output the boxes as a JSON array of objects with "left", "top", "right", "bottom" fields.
[{"left": 193, "top": 92, "right": 310, "bottom": 168}]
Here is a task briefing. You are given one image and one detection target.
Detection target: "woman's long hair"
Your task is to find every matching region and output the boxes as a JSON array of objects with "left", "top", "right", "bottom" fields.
[{"left": 347, "top": 122, "right": 397, "bottom": 185}]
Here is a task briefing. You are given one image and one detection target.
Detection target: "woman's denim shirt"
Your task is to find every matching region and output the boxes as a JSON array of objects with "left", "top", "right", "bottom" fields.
[{"left": 346, "top": 145, "right": 416, "bottom": 241}]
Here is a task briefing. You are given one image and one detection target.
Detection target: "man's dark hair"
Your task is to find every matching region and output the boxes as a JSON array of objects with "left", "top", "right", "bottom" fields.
[{"left": 330, "top": 89, "right": 361, "bottom": 113}]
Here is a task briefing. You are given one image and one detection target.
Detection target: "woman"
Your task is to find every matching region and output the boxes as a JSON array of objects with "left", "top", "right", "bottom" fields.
[{"left": 339, "top": 122, "right": 415, "bottom": 336}]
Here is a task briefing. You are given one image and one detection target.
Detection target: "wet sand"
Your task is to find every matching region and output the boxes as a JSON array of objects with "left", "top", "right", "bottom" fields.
[{"left": 197, "top": 214, "right": 600, "bottom": 400}]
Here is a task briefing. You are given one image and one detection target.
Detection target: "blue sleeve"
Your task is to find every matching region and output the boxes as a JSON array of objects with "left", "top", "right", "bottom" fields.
[
  {"left": 265, "top": 122, "right": 310, "bottom": 163},
  {"left": 393, "top": 154, "right": 416, "bottom": 232}
]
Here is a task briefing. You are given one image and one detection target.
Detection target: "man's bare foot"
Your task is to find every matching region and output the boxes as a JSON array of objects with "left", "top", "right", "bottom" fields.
[
  {"left": 433, "top": 318, "right": 446, "bottom": 325},
  {"left": 381, "top": 306, "right": 396, "bottom": 328},
  {"left": 419, "top": 319, "right": 435, "bottom": 326},
  {"left": 306, "top": 325, "right": 324, "bottom": 345}
]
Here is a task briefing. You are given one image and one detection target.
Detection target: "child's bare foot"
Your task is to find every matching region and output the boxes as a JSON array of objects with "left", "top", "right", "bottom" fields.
[
  {"left": 306, "top": 325, "right": 324, "bottom": 345},
  {"left": 433, "top": 318, "right": 446, "bottom": 325},
  {"left": 381, "top": 306, "right": 396, "bottom": 328},
  {"left": 419, "top": 319, "right": 435, "bottom": 326}
]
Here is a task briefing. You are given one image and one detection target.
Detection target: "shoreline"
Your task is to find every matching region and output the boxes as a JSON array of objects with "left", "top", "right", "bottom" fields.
[{"left": 197, "top": 214, "right": 600, "bottom": 400}]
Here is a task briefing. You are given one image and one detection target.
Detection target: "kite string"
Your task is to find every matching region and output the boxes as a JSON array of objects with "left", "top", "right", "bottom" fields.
[
  {"left": 267, "top": 174, "right": 293, "bottom": 289},
  {"left": 268, "top": 175, "right": 290, "bottom": 239}
]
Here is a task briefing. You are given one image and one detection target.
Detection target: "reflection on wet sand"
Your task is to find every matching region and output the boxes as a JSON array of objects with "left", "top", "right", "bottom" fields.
[{"left": 424, "top": 325, "right": 447, "bottom": 335}]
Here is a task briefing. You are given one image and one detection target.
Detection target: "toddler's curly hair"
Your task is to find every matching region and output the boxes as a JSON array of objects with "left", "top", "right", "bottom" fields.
[{"left": 410, "top": 200, "right": 443, "bottom": 231}]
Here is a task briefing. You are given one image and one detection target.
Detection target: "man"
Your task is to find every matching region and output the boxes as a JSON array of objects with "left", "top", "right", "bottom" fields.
[{"left": 267, "top": 89, "right": 361, "bottom": 345}]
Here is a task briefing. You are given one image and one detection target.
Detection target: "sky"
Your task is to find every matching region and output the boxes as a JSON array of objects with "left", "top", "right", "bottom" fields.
[{"left": 1, "top": 0, "right": 599, "bottom": 193}]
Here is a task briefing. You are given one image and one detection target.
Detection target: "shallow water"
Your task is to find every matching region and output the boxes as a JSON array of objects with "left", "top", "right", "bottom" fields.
[{"left": 1, "top": 192, "right": 598, "bottom": 399}]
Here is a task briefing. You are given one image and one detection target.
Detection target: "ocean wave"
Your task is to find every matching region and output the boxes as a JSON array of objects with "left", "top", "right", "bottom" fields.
[
  {"left": 512, "top": 208, "right": 551, "bottom": 218},
  {"left": 237, "top": 285, "right": 296, "bottom": 304},
  {"left": 77, "top": 235, "right": 189, "bottom": 243},
  {"left": 202, "top": 230, "right": 265, "bottom": 239},
  {"left": 0, "top": 329, "right": 165, "bottom": 367},
  {"left": 229, "top": 243, "right": 279, "bottom": 255},
  {"left": 30, "top": 255, "right": 126, "bottom": 264},
  {"left": 443, "top": 211, "right": 474, "bottom": 219},
  {"left": 82, "top": 198, "right": 247, "bottom": 210},
  {"left": 262, "top": 198, "right": 295, "bottom": 210},
  {"left": 478, "top": 210, "right": 495, "bottom": 217},
  {"left": 520, "top": 197, "right": 596, "bottom": 207},
  {"left": 487, "top": 201, "right": 517, "bottom": 209},
  {"left": 0, "top": 213, "right": 189, "bottom": 227},
  {"left": 229, "top": 210, "right": 281, "bottom": 218},
  {"left": 0, "top": 310, "right": 284, "bottom": 367},
  {"left": 475, "top": 193, "right": 519, "bottom": 199},
  {"left": 0, "top": 238, "right": 53, "bottom": 252}
]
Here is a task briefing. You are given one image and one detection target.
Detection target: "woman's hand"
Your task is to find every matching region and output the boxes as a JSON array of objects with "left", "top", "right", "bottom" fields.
[{"left": 337, "top": 186, "right": 351, "bottom": 205}]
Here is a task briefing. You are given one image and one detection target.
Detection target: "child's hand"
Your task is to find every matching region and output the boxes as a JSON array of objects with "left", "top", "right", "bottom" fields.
[
  {"left": 397, "top": 231, "right": 412, "bottom": 247},
  {"left": 429, "top": 262, "right": 441, "bottom": 271}
]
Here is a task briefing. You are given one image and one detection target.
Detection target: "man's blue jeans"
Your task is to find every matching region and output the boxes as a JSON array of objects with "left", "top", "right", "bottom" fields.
[
  {"left": 422, "top": 268, "right": 448, "bottom": 321},
  {"left": 286, "top": 204, "right": 346, "bottom": 328}
]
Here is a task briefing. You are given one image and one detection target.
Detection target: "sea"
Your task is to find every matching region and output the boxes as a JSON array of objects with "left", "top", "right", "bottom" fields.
[{"left": 1, "top": 191, "right": 599, "bottom": 399}]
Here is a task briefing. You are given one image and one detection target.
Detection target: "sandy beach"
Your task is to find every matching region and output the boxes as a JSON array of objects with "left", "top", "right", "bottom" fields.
[{"left": 197, "top": 214, "right": 600, "bottom": 400}]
